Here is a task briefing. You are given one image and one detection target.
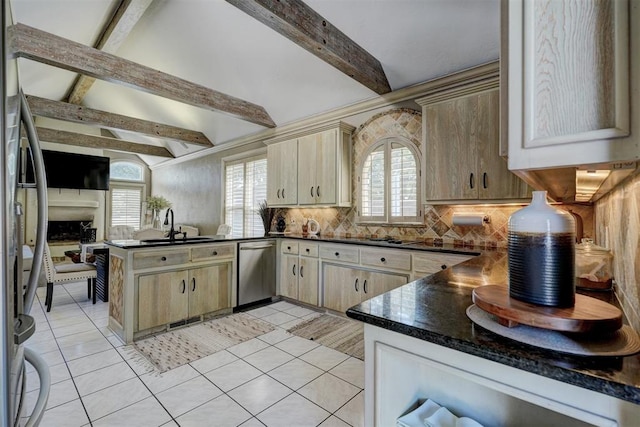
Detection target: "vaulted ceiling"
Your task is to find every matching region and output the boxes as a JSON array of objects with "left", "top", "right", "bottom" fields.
[{"left": 10, "top": 0, "right": 499, "bottom": 166}]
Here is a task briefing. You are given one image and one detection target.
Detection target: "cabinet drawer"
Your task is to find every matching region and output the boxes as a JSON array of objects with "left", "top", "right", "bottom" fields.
[
  {"left": 133, "top": 249, "right": 190, "bottom": 270},
  {"left": 191, "top": 243, "right": 235, "bottom": 261},
  {"left": 319, "top": 244, "right": 359, "bottom": 264},
  {"left": 361, "top": 248, "right": 411, "bottom": 271},
  {"left": 299, "top": 242, "right": 319, "bottom": 257},
  {"left": 413, "top": 252, "right": 474, "bottom": 274},
  {"left": 281, "top": 241, "right": 299, "bottom": 255}
]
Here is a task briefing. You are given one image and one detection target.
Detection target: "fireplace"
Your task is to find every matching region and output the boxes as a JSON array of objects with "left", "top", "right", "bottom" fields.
[{"left": 47, "top": 220, "right": 95, "bottom": 244}]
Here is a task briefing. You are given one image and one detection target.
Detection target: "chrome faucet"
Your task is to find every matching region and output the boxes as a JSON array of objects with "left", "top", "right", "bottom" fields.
[{"left": 163, "top": 208, "right": 186, "bottom": 242}]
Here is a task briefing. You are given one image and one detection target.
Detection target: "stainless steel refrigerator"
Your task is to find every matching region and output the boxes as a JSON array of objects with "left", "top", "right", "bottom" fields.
[{"left": 1, "top": 0, "right": 51, "bottom": 424}]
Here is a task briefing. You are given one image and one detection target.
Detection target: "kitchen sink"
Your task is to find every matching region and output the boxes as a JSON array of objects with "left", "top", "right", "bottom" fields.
[{"left": 140, "top": 236, "right": 223, "bottom": 244}]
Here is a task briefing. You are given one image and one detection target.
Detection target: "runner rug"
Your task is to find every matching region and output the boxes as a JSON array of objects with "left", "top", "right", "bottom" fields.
[
  {"left": 287, "top": 314, "right": 364, "bottom": 360},
  {"left": 131, "top": 312, "right": 275, "bottom": 373}
]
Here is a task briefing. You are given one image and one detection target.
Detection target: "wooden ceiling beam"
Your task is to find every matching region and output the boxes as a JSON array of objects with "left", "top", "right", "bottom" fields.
[
  {"left": 226, "top": 0, "right": 391, "bottom": 95},
  {"left": 27, "top": 95, "right": 213, "bottom": 147},
  {"left": 8, "top": 23, "right": 276, "bottom": 128},
  {"left": 67, "top": 0, "right": 154, "bottom": 104},
  {"left": 34, "top": 127, "right": 174, "bottom": 158}
]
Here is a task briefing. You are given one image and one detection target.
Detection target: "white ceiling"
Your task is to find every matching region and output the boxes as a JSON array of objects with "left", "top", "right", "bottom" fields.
[{"left": 10, "top": 0, "right": 499, "bottom": 165}]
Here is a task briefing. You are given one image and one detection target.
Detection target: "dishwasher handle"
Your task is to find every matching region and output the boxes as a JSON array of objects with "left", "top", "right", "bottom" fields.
[{"left": 240, "top": 244, "right": 275, "bottom": 250}]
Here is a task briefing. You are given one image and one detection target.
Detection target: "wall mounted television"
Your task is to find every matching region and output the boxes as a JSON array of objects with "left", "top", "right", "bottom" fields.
[{"left": 25, "top": 149, "right": 110, "bottom": 191}]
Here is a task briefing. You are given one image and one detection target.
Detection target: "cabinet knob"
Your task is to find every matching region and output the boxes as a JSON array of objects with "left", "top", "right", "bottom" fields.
[
  {"left": 335, "top": 252, "right": 339, "bottom": 257},
  {"left": 181, "top": 279, "right": 186, "bottom": 293},
  {"left": 212, "top": 251, "right": 218, "bottom": 256},
  {"left": 483, "top": 172, "right": 488, "bottom": 189},
  {"left": 293, "top": 264, "right": 296, "bottom": 276},
  {"left": 363, "top": 279, "right": 368, "bottom": 294},
  {"left": 316, "top": 186, "right": 320, "bottom": 197},
  {"left": 282, "top": 188, "right": 285, "bottom": 198},
  {"left": 277, "top": 189, "right": 281, "bottom": 199},
  {"left": 192, "top": 277, "right": 196, "bottom": 292},
  {"left": 306, "top": 248, "right": 310, "bottom": 253},
  {"left": 161, "top": 256, "right": 167, "bottom": 261},
  {"left": 287, "top": 246, "right": 291, "bottom": 250},
  {"left": 354, "top": 278, "right": 359, "bottom": 292},
  {"left": 441, "top": 264, "right": 447, "bottom": 270},
  {"left": 300, "top": 265, "right": 304, "bottom": 278},
  {"left": 469, "top": 173, "right": 475, "bottom": 189},
  {"left": 310, "top": 186, "right": 314, "bottom": 197},
  {"left": 380, "top": 257, "right": 386, "bottom": 262}
]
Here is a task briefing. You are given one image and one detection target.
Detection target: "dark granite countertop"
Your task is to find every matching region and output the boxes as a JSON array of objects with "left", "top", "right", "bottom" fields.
[
  {"left": 346, "top": 251, "right": 640, "bottom": 405},
  {"left": 105, "top": 233, "right": 485, "bottom": 255}
]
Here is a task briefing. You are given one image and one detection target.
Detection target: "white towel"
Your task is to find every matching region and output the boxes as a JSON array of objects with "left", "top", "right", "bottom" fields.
[
  {"left": 424, "top": 407, "right": 458, "bottom": 427},
  {"left": 423, "top": 406, "right": 484, "bottom": 427},
  {"left": 397, "top": 399, "right": 442, "bottom": 427}
]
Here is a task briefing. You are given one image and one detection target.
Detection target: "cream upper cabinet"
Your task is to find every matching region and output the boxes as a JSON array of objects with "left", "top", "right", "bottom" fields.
[
  {"left": 503, "top": 0, "right": 639, "bottom": 170},
  {"left": 267, "top": 139, "right": 298, "bottom": 206},
  {"left": 266, "top": 122, "right": 353, "bottom": 207},
  {"left": 419, "top": 87, "right": 530, "bottom": 202}
]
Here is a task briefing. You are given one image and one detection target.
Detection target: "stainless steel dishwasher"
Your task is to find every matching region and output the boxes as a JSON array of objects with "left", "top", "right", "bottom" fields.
[{"left": 237, "top": 240, "right": 276, "bottom": 307}]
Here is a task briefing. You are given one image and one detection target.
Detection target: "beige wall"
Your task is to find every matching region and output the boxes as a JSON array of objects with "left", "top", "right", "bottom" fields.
[
  {"left": 595, "top": 169, "right": 640, "bottom": 332},
  {"left": 151, "top": 141, "right": 265, "bottom": 236}
]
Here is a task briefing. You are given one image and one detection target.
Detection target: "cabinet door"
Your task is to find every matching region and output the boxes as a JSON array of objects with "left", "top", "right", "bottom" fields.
[
  {"left": 315, "top": 129, "right": 338, "bottom": 205},
  {"left": 323, "top": 264, "right": 361, "bottom": 313},
  {"left": 267, "top": 140, "right": 298, "bottom": 205},
  {"left": 280, "top": 254, "right": 298, "bottom": 299},
  {"left": 298, "top": 257, "right": 319, "bottom": 306},
  {"left": 424, "top": 95, "right": 478, "bottom": 200},
  {"left": 297, "top": 134, "right": 318, "bottom": 205},
  {"left": 137, "top": 270, "right": 188, "bottom": 331},
  {"left": 504, "top": 0, "right": 636, "bottom": 169},
  {"left": 476, "top": 91, "right": 531, "bottom": 199},
  {"left": 189, "top": 263, "right": 230, "bottom": 316},
  {"left": 364, "top": 270, "right": 408, "bottom": 300}
]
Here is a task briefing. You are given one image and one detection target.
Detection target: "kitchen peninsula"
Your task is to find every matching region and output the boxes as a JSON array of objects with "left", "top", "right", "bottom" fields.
[
  {"left": 106, "top": 238, "right": 237, "bottom": 344},
  {"left": 347, "top": 253, "right": 640, "bottom": 426}
]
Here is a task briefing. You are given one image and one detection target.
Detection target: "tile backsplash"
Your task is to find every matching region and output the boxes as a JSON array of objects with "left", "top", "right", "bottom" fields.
[
  {"left": 595, "top": 170, "right": 640, "bottom": 332},
  {"left": 279, "top": 202, "right": 593, "bottom": 250}
]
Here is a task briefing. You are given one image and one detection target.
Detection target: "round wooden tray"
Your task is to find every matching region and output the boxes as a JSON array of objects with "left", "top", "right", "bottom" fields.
[{"left": 472, "top": 285, "right": 622, "bottom": 333}]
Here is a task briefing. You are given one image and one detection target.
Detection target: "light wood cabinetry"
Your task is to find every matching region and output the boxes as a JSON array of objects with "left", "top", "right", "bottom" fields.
[
  {"left": 503, "top": 0, "right": 639, "bottom": 170},
  {"left": 419, "top": 88, "right": 530, "bottom": 202},
  {"left": 280, "top": 240, "right": 319, "bottom": 305},
  {"left": 136, "top": 263, "right": 231, "bottom": 331},
  {"left": 267, "top": 138, "right": 298, "bottom": 205},
  {"left": 137, "top": 270, "right": 188, "bottom": 331},
  {"left": 266, "top": 122, "right": 354, "bottom": 207},
  {"left": 105, "top": 241, "right": 236, "bottom": 343},
  {"left": 323, "top": 264, "right": 408, "bottom": 313}
]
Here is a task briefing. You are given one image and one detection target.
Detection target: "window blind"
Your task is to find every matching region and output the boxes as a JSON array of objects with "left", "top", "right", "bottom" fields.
[
  {"left": 224, "top": 156, "right": 267, "bottom": 238},
  {"left": 110, "top": 186, "right": 142, "bottom": 229}
]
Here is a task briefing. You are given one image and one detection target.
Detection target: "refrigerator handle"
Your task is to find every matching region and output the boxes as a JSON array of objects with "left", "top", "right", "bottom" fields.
[
  {"left": 20, "top": 90, "right": 48, "bottom": 313},
  {"left": 23, "top": 348, "right": 50, "bottom": 427}
]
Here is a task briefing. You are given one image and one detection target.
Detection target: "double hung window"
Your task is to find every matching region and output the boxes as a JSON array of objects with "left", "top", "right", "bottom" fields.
[{"left": 224, "top": 154, "right": 267, "bottom": 238}]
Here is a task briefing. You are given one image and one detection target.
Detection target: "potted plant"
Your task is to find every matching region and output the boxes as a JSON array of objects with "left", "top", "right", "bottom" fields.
[
  {"left": 256, "top": 200, "right": 275, "bottom": 236},
  {"left": 146, "top": 195, "right": 172, "bottom": 228}
]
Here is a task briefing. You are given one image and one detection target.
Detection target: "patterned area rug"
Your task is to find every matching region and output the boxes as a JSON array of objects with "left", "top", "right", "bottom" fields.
[
  {"left": 132, "top": 313, "right": 275, "bottom": 373},
  {"left": 287, "top": 314, "right": 364, "bottom": 360}
]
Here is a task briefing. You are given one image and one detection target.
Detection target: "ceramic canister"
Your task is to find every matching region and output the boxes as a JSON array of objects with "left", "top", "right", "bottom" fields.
[{"left": 508, "top": 191, "right": 576, "bottom": 307}]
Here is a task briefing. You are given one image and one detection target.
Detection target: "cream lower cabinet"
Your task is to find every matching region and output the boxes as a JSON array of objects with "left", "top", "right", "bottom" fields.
[
  {"left": 280, "top": 241, "right": 319, "bottom": 305},
  {"left": 323, "top": 264, "right": 408, "bottom": 313},
  {"left": 137, "top": 262, "right": 231, "bottom": 331}
]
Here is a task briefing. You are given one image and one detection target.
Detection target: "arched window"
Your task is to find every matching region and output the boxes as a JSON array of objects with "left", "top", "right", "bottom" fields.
[
  {"left": 358, "top": 137, "right": 421, "bottom": 224},
  {"left": 110, "top": 161, "right": 144, "bottom": 182},
  {"left": 109, "top": 161, "right": 146, "bottom": 230}
]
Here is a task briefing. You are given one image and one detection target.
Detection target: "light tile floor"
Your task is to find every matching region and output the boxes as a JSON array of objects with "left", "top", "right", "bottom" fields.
[{"left": 24, "top": 281, "right": 365, "bottom": 427}]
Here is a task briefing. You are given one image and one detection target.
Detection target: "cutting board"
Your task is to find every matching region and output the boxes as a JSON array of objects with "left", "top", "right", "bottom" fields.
[{"left": 472, "top": 285, "right": 622, "bottom": 333}]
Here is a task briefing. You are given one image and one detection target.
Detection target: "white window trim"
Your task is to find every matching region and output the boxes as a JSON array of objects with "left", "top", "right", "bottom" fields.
[
  {"left": 106, "top": 181, "right": 146, "bottom": 230},
  {"left": 221, "top": 148, "right": 268, "bottom": 238},
  {"left": 356, "top": 136, "right": 422, "bottom": 225}
]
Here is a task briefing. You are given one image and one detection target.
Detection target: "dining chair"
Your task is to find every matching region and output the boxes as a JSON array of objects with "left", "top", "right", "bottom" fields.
[{"left": 43, "top": 243, "right": 97, "bottom": 312}]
